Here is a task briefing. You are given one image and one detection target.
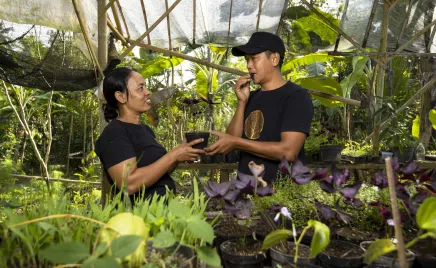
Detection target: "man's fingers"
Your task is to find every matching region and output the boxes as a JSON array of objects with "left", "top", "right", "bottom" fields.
[
  {"left": 209, "top": 130, "right": 221, "bottom": 136},
  {"left": 191, "top": 149, "right": 205, "bottom": 155},
  {"left": 204, "top": 143, "right": 218, "bottom": 153}
]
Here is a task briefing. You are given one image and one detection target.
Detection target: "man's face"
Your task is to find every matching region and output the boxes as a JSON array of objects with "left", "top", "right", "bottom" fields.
[{"left": 244, "top": 51, "right": 278, "bottom": 84}]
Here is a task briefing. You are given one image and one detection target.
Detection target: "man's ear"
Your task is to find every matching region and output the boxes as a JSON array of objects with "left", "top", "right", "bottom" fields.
[
  {"left": 272, "top": 52, "right": 280, "bottom": 67},
  {"left": 115, "top": 91, "right": 126, "bottom": 103}
]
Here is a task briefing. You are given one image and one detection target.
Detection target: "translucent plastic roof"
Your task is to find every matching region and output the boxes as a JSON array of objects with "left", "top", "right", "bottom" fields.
[
  {"left": 0, "top": 0, "right": 287, "bottom": 48},
  {"left": 336, "top": 0, "right": 436, "bottom": 53}
]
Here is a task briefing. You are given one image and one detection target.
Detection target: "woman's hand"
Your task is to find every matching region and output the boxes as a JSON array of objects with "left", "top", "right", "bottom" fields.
[{"left": 169, "top": 138, "right": 205, "bottom": 162}]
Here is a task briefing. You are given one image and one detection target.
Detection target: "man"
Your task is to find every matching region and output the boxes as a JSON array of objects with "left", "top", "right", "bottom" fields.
[{"left": 204, "top": 32, "right": 314, "bottom": 183}]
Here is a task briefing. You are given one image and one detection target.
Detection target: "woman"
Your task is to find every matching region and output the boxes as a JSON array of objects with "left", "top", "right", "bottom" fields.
[{"left": 96, "top": 67, "right": 204, "bottom": 203}]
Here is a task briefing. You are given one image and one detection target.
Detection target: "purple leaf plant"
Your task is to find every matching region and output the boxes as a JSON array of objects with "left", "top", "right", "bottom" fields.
[{"left": 204, "top": 161, "right": 274, "bottom": 219}]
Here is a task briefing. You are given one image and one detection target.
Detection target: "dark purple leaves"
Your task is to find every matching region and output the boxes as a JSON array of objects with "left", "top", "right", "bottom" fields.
[
  {"left": 378, "top": 206, "right": 392, "bottom": 219},
  {"left": 291, "top": 158, "right": 311, "bottom": 177},
  {"left": 204, "top": 180, "right": 231, "bottom": 198},
  {"left": 339, "top": 182, "right": 362, "bottom": 199},
  {"left": 315, "top": 202, "right": 335, "bottom": 220},
  {"left": 336, "top": 210, "right": 353, "bottom": 223},
  {"left": 293, "top": 173, "right": 315, "bottom": 185},
  {"left": 231, "top": 177, "right": 251, "bottom": 191},
  {"left": 256, "top": 186, "right": 274, "bottom": 197},
  {"left": 313, "top": 168, "right": 329, "bottom": 180},
  {"left": 370, "top": 172, "right": 389, "bottom": 189},
  {"left": 279, "top": 156, "right": 292, "bottom": 175},
  {"left": 367, "top": 200, "right": 380, "bottom": 206},
  {"left": 400, "top": 161, "right": 418, "bottom": 175},
  {"left": 331, "top": 165, "right": 350, "bottom": 187},
  {"left": 223, "top": 190, "right": 240, "bottom": 202},
  {"left": 343, "top": 198, "right": 363, "bottom": 208},
  {"left": 225, "top": 199, "right": 254, "bottom": 219},
  {"left": 390, "top": 157, "right": 400, "bottom": 171},
  {"left": 319, "top": 180, "right": 336, "bottom": 193},
  {"left": 411, "top": 188, "right": 429, "bottom": 204},
  {"left": 396, "top": 184, "right": 410, "bottom": 200}
]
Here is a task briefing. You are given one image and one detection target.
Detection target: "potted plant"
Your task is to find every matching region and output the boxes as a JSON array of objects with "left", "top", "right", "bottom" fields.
[
  {"left": 341, "top": 140, "right": 372, "bottom": 163},
  {"left": 304, "top": 132, "right": 328, "bottom": 164},
  {"left": 380, "top": 124, "right": 418, "bottom": 163},
  {"left": 204, "top": 161, "right": 274, "bottom": 267},
  {"left": 182, "top": 97, "right": 210, "bottom": 150},
  {"left": 319, "top": 134, "right": 346, "bottom": 163}
]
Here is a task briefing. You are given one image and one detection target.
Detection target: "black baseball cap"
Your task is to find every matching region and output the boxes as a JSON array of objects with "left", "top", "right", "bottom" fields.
[{"left": 231, "top": 32, "right": 285, "bottom": 59}]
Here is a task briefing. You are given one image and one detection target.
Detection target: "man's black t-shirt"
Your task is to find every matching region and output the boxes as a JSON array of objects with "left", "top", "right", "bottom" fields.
[
  {"left": 95, "top": 119, "right": 175, "bottom": 203},
  {"left": 238, "top": 81, "right": 314, "bottom": 183}
]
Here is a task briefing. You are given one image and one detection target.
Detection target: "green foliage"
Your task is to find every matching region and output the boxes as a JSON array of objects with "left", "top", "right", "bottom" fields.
[
  {"left": 307, "top": 220, "right": 330, "bottom": 258},
  {"left": 296, "top": 14, "right": 338, "bottom": 44},
  {"left": 429, "top": 109, "right": 436, "bottom": 130},
  {"left": 262, "top": 229, "right": 293, "bottom": 250},
  {"left": 341, "top": 141, "right": 373, "bottom": 157},
  {"left": 40, "top": 241, "right": 91, "bottom": 264},
  {"left": 363, "top": 239, "right": 396, "bottom": 264},
  {"left": 295, "top": 76, "right": 342, "bottom": 107},
  {"left": 416, "top": 197, "right": 436, "bottom": 231}
]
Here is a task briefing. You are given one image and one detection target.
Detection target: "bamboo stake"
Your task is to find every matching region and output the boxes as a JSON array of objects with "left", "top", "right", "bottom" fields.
[
  {"left": 104, "top": 0, "right": 117, "bottom": 12},
  {"left": 362, "top": 0, "right": 378, "bottom": 48},
  {"left": 256, "top": 0, "right": 263, "bottom": 32},
  {"left": 67, "top": 115, "right": 73, "bottom": 177},
  {"left": 124, "top": 39, "right": 360, "bottom": 107},
  {"left": 396, "top": 0, "right": 413, "bottom": 49},
  {"left": 111, "top": 1, "right": 123, "bottom": 37},
  {"left": 395, "top": 18, "right": 436, "bottom": 53},
  {"left": 276, "top": 0, "right": 289, "bottom": 35},
  {"left": 116, "top": 0, "right": 130, "bottom": 39},
  {"left": 226, "top": 0, "right": 233, "bottom": 46},
  {"left": 120, "top": 0, "right": 182, "bottom": 59},
  {"left": 139, "top": 0, "right": 151, "bottom": 45},
  {"left": 333, "top": 0, "right": 349, "bottom": 52},
  {"left": 71, "top": 0, "right": 104, "bottom": 78},
  {"left": 427, "top": 25, "right": 436, "bottom": 52},
  {"left": 107, "top": 20, "right": 127, "bottom": 45},
  {"left": 364, "top": 75, "right": 436, "bottom": 142},
  {"left": 385, "top": 157, "right": 408, "bottom": 268},
  {"left": 44, "top": 90, "right": 53, "bottom": 165}
]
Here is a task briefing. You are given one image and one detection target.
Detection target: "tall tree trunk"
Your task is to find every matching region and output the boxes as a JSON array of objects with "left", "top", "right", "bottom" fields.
[{"left": 44, "top": 90, "right": 54, "bottom": 165}]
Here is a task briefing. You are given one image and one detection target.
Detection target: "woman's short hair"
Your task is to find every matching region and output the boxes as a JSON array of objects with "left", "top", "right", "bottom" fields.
[{"left": 102, "top": 67, "right": 134, "bottom": 122}]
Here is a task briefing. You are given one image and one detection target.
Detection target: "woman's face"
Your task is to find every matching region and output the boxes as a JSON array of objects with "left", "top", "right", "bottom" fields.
[{"left": 123, "top": 72, "right": 152, "bottom": 113}]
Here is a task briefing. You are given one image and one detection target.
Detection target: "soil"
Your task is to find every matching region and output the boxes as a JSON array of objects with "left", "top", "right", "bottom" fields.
[
  {"left": 336, "top": 227, "right": 378, "bottom": 243},
  {"left": 323, "top": 240, "right": 364, "bottom": 258},
  {"left": 254, "top": 223, "right": 273, "bottom": 239},
  {"left": 274, "top": 241, "right": 311, "bottom": 258},
  {"left": 221, "top": 238, "right": 264, "bottom": 256},
  {"left": 215, "top": 222, "right": 254, "bottom": 237}
]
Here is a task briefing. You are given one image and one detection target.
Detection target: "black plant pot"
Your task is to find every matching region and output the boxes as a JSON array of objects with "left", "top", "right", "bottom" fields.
[
  {"left": 220, "top": 238, "right": 265, "bottom": 268},
  {"left": 185, "top": 132, "right": 210, "bottom": 149},
  {"left": 213, "top": 153, "right": 226, "bottom": 163},
  {"left": 320, "top": 145, "right": 343, "bottom": 163},
  {"left": 148, "top": 242, "right": 195, "bottom": 267},
  {"left": 318, "top": 240, "right": 364, "bottom": 268},
  {"left": 270, "top": 242, "right": 317, "bottom": 268},
  {"left": 360, "top": 241, "right": 415, "bottom": 268},
  {"left": 200, "top": 154, "right": 213, "bottom": 163},
  {"left": 214, "top": 224, "right": 253, "bottom": 262},
  {"left": 392, "top": 147, "right": 415, "bottom": 163},
  {"left": 335, "top": 227, "right": 378, "bottom": 245},
  {"left": 226, "top": 150, "right": 239, "bottom": 163}
]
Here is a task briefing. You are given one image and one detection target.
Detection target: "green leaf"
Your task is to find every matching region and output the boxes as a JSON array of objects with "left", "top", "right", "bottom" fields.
[
  {"left": 288, "top": 21, "right": 312, "bottom": 52},
  {"left": 282, "top": 53, "right": 343, "bottom": 72},
  {"left": 40, "top": 241, "right": 90, "bottom": 264},
  {"left": 110, "top": 235, "right": 143, "bottom": 259},
  {"left": 82, "top": 256, "right": 122, "bottom": 268},
  {"left": 152, "top": 231, "right": 176, "bottom": 249},
  {"left": 196, "top": 67, "right": 218, "bottom": 97},
  {"left": 429, "top": 109, "right": 436, "bottom": 130},
  {"left": 295, "top": 76, "right": 342, "bottom": 107},
  {"left": 363, "top": 239, "right": 396, "bottom": 264},
  {"left": 262, "top": 229, "right": 293, "bottom": 250},
  {"left": 187, "top": 215, "right": 215, "bottom": 244},
  {"left": 38, "top": 222, "right": 55, "bottom": 232},
  {"left": 340, "top": 56, "right": 369, "bottom": 98},
  {"left": 94, "top": 242, "right": 108, "bottom": 257},
  {"left": 196, "top": 246, "right": 221, "bottom": 267},
  {"left": 416, "top": 197, "right": 436, "bottom": 231},
  {"left": 307, "top": 62, "right": 326, "bottom": 76},
  {"left": 208, "top": 44, "right": 227, "bottom": 55},
  {"left": 169, "top": 199, "right": 191, "bottom": 219},
  {"left": 412, "top": 116, "right": 420, "bottom": 139},
  {"left": 307, "top": 220, "right": 330, "bottom": 257},
  {"left": 139, "top": 56, "right": 184, "bottom": 78},
  {"left": 296, "top": 13, "right": 339, "bottom": 44}
]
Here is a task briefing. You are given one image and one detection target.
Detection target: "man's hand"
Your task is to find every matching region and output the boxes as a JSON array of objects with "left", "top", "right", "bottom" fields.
[
  {"left": 169, "top": 138, "right": 204, "bottom": 162},
  {"left": 234, "top": 74, "right": 251, "bottom": 104},
  {"left": 204, "top": 131, "right": 238, "bottom": 155}
]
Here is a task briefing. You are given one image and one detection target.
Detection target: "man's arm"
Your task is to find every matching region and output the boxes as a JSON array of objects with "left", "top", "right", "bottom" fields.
[
  {"left": 226, "top": 102, "right": 246, "bottom": 137},
  {"left": 205, "top": 131, "right": 306, "bottom": 162}
]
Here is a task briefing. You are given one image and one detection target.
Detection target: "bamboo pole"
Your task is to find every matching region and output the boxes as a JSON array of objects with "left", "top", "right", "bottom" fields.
[
  {"left": 104, "top": 0, "right": 117, "bottom": 12},
  {"left": 44, "top": 90, "right": 53, "bottom": 165},
  {"left": 276, "top": 0, "right": 289, "bottom": 35},
  {"left": 107, "top": 20, "right": 127, "bottom": 45},
  {"left": 193, "top": 0, "right": 196, "bottom": 44},
  {"left": 385, "top": 157, "right": 408, "bottom": 268},
  {"left": 427, "top": 25, "right": 436, "bottom": 52},
  {"left": 364, "top": 75, "right": 436, "bottom": 142},
  {"left": 395, "top": 19, "right": 436, "bottom": 53},
  {"left": 120, "top": 0, "right": 182, "bottom": 59},
  {"left": 333, "top": 0, "right": 349, "bottom": 52},
  {"left": 226, "top": 0, "right": 233, "bottom": 46},
  {"left": 396, "top": 0, "right": 413, "bottom": 49},
  {"left": 12, "top": 174, "right": 101, "bottom": 186},
  {"left": 71, "top": 0, "right": 104, "bottom": 78},
  {"left": 111, "top": 1, "right": 123, "bottom": 37},
  {"left": 328, "top": 51, "right": 436, "bottom": 57},
  {"left": 139, "top": 0, "right": 151, "bottom": 45},
  {"left": 362, "top": 0, "right": 378, "bottom": 48},
  {"left": 256, "top": 0, "right": 263, "bottom": 32},
  {"left": 116, "top": 0, "right": 130, "bottom": 39},
  {"left": 67, "top": 115, "right": 73, "bottom": 177}
]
